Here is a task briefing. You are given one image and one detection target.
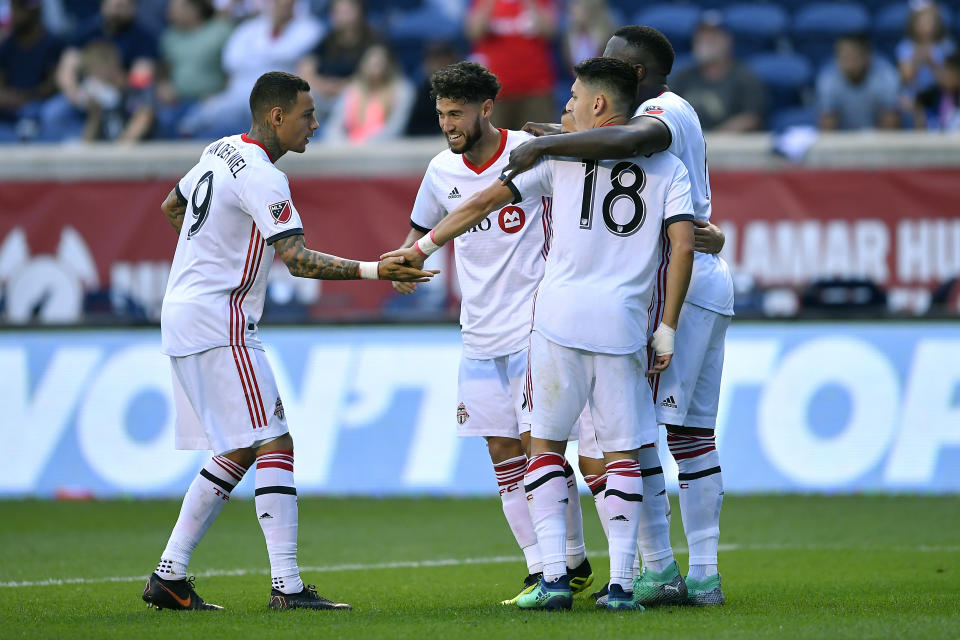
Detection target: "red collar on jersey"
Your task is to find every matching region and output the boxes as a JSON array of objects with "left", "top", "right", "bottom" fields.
[
  {"left": 241, "top": 133, "right": 275, "bottom": 163},
  {"left": 462, "top": 128, "right": 507, "bottom": 175}
]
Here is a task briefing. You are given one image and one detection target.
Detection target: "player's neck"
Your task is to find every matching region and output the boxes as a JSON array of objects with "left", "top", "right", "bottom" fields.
[
  {"left": 637, "top": 82, "right": 669, "bottom": 104},
  {"left": 462, "top": 123, "right": 503, "bottom": 168},
  {"left": 594, "top": 114, "right": 629, "bottom": 128},
  {"left": 246, "top": 126, "right": 285, "bottom": 162}
]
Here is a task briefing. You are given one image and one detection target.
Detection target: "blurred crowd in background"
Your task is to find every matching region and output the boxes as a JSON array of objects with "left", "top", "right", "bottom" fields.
[{"left": 0, "top": 0, "right": 958, "bottom": 144}]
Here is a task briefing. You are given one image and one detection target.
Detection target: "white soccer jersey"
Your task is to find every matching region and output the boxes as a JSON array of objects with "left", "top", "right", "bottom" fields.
[
  {"left": 161, "top": 134, "right": 305, "bottom": 356},
  {"left": 508, "top": 152, "right": 694, "bottom": 354},
  {"left": 410, "top": 129, "right": 551, "bottom": 359},
  {"left": 635, "top": 92, "right": 734, "bottom": 316}
]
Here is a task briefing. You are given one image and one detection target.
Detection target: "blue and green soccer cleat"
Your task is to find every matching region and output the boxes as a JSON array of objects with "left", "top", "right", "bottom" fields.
[
  {"left": 516, "top": 574, "right": 572, "bottom": 611},
  {"left": 632, "top": 561, "right": 688, "bottom": 607},
  {"left": 605, "top": 583, "right": 644, "bottom": 611},
  {"left": 500, "top": 572, "right": 542, "bottom": 605},
  {"left": 685, "top": 573, "right": 725, "bottom": 606}
]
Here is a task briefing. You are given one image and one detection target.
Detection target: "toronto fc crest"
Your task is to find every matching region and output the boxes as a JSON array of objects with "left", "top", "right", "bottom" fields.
[
  {"left": 456, "top": 402, "right": 469, "bottom": 425},
  {"left": 274, "top": 397, "right": 285, "bottom": 421}
]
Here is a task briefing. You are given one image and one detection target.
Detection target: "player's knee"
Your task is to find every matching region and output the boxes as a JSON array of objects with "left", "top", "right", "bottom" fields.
[{"left": 486, "top": 436, "right": 523, "bottom": 464}]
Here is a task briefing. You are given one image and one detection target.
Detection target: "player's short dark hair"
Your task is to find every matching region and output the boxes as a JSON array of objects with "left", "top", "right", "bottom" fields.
[
  {"left": 573, "top": 57, "right": 639, "bottom": 114},
  {"left": 613, "top": 25, "right": 675, "bottom": 76},
  {"left": 249, "top": 71, "right": 310, "bottom": 120},
  {"left": 429, "top": 61, "right": 501, "bottom": 104}
]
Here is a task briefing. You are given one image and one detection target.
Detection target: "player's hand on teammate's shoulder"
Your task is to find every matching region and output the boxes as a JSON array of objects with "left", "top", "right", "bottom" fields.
[
  {"left": 521, "top": 122, "right": 562, "bottom": 137},
  {"left": 503, "top": 137, "right": 548, "bottom": 183},
  {"left": 377, "top": 255, "right": 437, "bottom": 282},
  {"left": 693, "top": 220, "right": 725, "bottom": 254}
]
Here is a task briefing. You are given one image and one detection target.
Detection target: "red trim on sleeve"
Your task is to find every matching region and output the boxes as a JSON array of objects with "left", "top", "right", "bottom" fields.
[
  {"left": 240, "top": 133, "right": 275, "bottom": 163},
  {"left": 462, "top": 129, "right": 508, "bottom": 175}
]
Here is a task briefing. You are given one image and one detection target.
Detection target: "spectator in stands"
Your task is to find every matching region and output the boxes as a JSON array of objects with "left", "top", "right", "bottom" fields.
[
  {"left": 178, "top": 0, "right": 322, "bottom": 139},
  {"left": 77, "top": 39, "right": 153, "bottom": 142},
  {"left": 670, "top": 15, "right": 766, "bottom": 132},
  {"left": 563, "top": 0, "right": 615, "bottom": 69},
  {"left": 897, "top": 0, "right": 955, "bottom": 98},
  {"left": 465, "top": 0, "right": 558, "bottom": 130},
  {"left": 155, "top": 0, "right": 233, "bottom": 138},
  {"left": 817, "top": 33, "right": 900, "bottom": 130},
  {"left": 40, "top": 0, "right": 157, "bottom": 141},
  {"left": 0, "top": 0, "right": 63, "bottom": 142},
  {"left": 405, "top": 41, "right": 461, "bottom": 137},
  {"left": 297, "top": 0, "right": 381, "bottom": 123},
  {"left": 914, "top": 52, "right": 960, "bottom": 130},
  {"left": 324, "top": 42, "right": 414, "bottom": 143}
]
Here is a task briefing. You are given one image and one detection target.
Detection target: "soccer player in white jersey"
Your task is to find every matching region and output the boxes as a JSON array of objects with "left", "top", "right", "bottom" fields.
[
  {"left": 388, "top": 61, "right": 594, "bottom": 604},
  {"left": 384, "top": 57, "right": 695, "bottom": 611},
  {"left": 141, "top": 71, "right": 436, "bottom": 612},
  {"left": 504, "top": 26, "right": 735, "bottom": 606}
]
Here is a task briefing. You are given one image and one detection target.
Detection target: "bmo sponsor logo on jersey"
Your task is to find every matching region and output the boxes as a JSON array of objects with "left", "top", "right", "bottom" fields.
[{"left": 498, "top": 206, "right": 526, "bottom": 234}]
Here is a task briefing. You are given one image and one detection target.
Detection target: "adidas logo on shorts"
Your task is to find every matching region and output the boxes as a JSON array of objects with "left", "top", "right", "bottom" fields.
[{"left": 660, "top": 395, "right": 678, "bottom": 409}]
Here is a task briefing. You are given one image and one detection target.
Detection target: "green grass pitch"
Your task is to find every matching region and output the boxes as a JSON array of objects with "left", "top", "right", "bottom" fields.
[{"left": 2, "top": 495, "right": 958, "bottom": 639}]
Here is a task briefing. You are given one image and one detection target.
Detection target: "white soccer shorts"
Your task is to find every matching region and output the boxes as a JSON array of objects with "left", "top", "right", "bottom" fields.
[
  {"left": 171, "top": 346, "right": 289, "bottom": 455},
  {"left": 650, "top": 302, "right": 732, "bottom": 429},
  {"left": 526, "top": 330, "right": 658, "bottom": 452},
  {"left": 456, "top": 349, "right": 532, "bottom": 439}
]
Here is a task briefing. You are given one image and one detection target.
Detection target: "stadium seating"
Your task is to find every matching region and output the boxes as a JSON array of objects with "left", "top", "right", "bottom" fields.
[
  {"left": 748, "top": 51, "right": 814, "bottom": 111},
  {"left": 722, "top": 3, "right": 790, "bottom": 57},
  {"left": 792, "top": 2, "right": 872, "bottom": 65},
  {"left": 632, "top": 5, "right": 703, "bottom": 53}
]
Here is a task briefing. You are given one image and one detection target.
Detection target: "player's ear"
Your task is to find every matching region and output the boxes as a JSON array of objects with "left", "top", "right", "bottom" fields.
[
  {"left": 269, "top": 105, "right": 284, "bottom": 128},
  {"left": 634, "top": 63, "right": 647, "bottom": 82},
  {"left": 481, "top": 98, "right": 494, "bottom": 118},
  {"left": 594, "top": 94, "right": 605, "bottom": 116}
]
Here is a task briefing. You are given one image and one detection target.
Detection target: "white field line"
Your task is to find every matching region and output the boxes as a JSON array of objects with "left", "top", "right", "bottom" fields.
[{"left": 2, "top": 543, "right": 958, "bottom": 589}]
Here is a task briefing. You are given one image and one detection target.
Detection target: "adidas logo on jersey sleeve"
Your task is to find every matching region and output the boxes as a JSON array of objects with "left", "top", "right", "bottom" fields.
[
  {"left": 659, "top": 395, "right": 678, "bottom": 409},
  {"left": 448, "top": 187, "right": 461, "bottom": 199}
]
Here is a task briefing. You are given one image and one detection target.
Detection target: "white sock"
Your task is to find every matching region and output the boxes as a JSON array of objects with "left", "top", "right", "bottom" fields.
[
  {"left": 583, "top": 473, "right": 609, "bottom": 539},
  {"left": 525, "top": 453, "right": 568, "bottom": 582},
  {"left": 158, "top": 455, "right": 248, "bottom": 580},
  {"left": 604, "top": 460, "right": 643, "bottom": 589},
  {"left": 255, "top": 449, "right": 304, "bottom": 594},
  {"left": 637, "top": 444, "right": 674, "bottom": 573},
  {"left": 668, "top": 432, "right": 723, "bottom": 578},
  {"left": 495, "top": 455, "right": 542, "bottom": 574},
  {"left": 562, "top": 460, "right": 587, "bottom": 569}
]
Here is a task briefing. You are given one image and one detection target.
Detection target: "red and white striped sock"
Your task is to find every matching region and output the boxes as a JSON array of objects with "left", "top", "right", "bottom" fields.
[
  {"left": 255, "top": 450, "right": 304, "bottom": 594},
  {"left": 524, "top": 452, "right": 568, "bottom": 581},
  {"left": 563, "top": 460, "right": 587, "bottom": 569},
  {"left": 637, "top": 444, "right": 674, "bottom": 573},
  {"left": 158, "top": 455, "right": 248, "bottom": 580},
  {"left": 584, "top": 473, "right": 609, "bottom": 539},
  {"left": 669, "top": 431, "right": 723, "bottom": 579},
  {"left": 494, "top": 455, "right": 542, "bottom": 574},
  {"left": 604, "top": 459, "right": 643, "bottom": 589}
]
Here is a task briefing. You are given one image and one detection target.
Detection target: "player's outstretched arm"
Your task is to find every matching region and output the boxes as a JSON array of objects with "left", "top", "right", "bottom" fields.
[
  {"left": 273, "top": 233, "right": 438, "bottom": 282},
  {"left": 504, "top": 117, "right": 671, "bottom": 180},
  {"left": 161, "top": 187, "right": 187, "bottom": 233},
  {"left": 522, "top": 121, "right": 562, "bottom": 137},
  {"left": 693, "top": 220, "right": 725, "bottom": 254},
  {"left": 381, "top": 180, "right": 515, "bottom": 269},
  {"left": 648, "top": 219, "right": 694, "bottom": 377}
]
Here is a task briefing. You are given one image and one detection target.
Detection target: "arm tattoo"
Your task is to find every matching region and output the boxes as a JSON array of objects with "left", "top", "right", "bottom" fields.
[
  {"left": 162, "top": 187, "right": 188, "bottom": 233},
  {"left": 272, "top": 234, "right": 360, "bottom": 280}
]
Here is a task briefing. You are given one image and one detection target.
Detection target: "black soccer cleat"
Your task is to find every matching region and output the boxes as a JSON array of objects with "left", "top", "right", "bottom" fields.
[
  {"left": 268, "top": 584, "right": 353, "bottom": 610},
  {"left": 568, "top": 557, "right": 594, "bottom": 595},
  {"left": 591, "top": 581, "right": 610, "bottom": 601},
  {"left": 142, "top": 573, "right": 224, "bottom": 611}
]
